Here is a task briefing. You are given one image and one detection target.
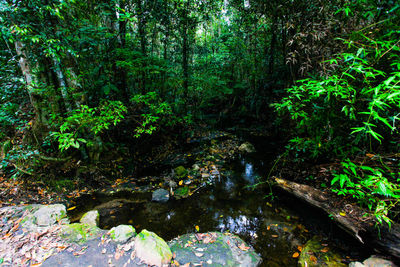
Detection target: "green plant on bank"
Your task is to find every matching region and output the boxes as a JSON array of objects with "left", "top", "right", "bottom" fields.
[
  {"left": 51, "top": 100, "right": 127, "bottom": 151},
  {"left": 331, "top": 159, "right": 400, "bottom": 227},
  {"left": 131, "top": 92, "right": 192, "bottom": 138},
  {"left": 275, "top": 30, "right": 400, "bottom": 160},
  {"left": 274, "top": 26, "right": 400, "bottom": 225}
]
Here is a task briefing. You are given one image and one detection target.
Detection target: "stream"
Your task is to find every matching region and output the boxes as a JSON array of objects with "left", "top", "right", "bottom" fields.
[{"left": 70, "top": 134, "right": 372, "bottom": 266}]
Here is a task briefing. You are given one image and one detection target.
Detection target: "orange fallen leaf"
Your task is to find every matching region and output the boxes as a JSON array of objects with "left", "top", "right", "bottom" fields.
[
  {"left": 292, "top": 252, "right": 299, "bottom": 258},
  {"left": 321, "top": 247, "right": 329, "bottom": 253},
  {"left": 271, "top": 235, "right": 278, "bottom": 238},
  {"left": 309, "top": 255, "right": 318, "bottom": 263},
  {"left": 297, "top": 245, "right": 303, "bottom": 252}
]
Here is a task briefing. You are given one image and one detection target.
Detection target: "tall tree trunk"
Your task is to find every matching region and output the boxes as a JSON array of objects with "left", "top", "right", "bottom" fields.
[
  {"left": 52, "top": 58, "right": 73, "bottom": 112},
  {"left": 137, "top": 0, "right": 147, "bottom": 93},
  {"left": 182, "top": 0, "right": 190, "bottom": 97},
  {"left": 15, "top": 41, "right": 47, "bottom": 125}
]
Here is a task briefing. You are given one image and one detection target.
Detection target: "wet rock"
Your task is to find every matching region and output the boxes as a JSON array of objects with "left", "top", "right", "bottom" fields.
[
  {"left": 59, "top": 223, "right": 103, "bottom": 244},
  {"left": 168, "top": 232, "right": 261, "bottom": 267},
  {"left": 152, "top": 188, "right": 170, "bottom": 203},
  {"left": 108, "top": 224, "right": 136, "bottom": 243},
  {"left": 238, "top": 142, "right": 256, "bottom": 153},
  {"left": 33, "top": 204, "right": 68, "bottom": 227},
  {"left": 134, "top": 229, "right": 172, "bottom": 266},
  {"left": 349, "top": 256, "right": 396, "bottom": 267},
  {"left": 192, "top": 163, "right": 200, "bottom": 171},
  {"left": 80, "top": 210, "right": 99, "bottom": 226},
  {"left": 298, "top": 236, "right": 346, "bottom": 267},
  {"left": 174, "top": 186, "right": 189, "bottom": 199},
  {"left": 174, "top": 166, "right": 188, "bottom": 179}
]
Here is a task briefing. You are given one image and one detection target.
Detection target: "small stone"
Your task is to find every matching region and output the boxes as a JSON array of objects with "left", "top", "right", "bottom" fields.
[
  {"left": 80, "top": 210, "right": 99, "bottom": 226},
  {"left": 108, "top": 225, "right": 136, "bottom": 243},
  {"left": 192, "top": 164, "right": 200, "bottom": 171},
  {"left": 238, "top": 142, "right": 256, "bottom": 153},
  {"left": 174, "top": 166, "right": 188, "bottom": 178},
  {"left": 152, "top": 189, "right": 170, "bottom": 203}
]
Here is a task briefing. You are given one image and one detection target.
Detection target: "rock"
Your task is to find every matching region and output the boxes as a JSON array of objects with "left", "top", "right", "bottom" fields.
[
  {"left": 134, "top": 229, "right": 172, "bottom": 267},
  {"left": 152, "top": 188, "right": 170, "bottom": 203},
  {"left": 108, "top": 225, "right": 136, "bottom": 243},
  {"left": 174, "top": 166, "right": 188, "bottom": 179},
  {"left": 192, "top": 163, "right": 200, "bottom": 171},
  {"left": 349, "top": 256, "right": 397, "bottom": 267},
  {"left": 60, "top": 223, "right": 102, "bottom": 244},
  {"left": 34, "top": 204, "right": 68, "bottom": 227},
  {"left": 174, "top": 186, "right": 189, "bottom": 199},
  {"left": 80, "top": 210, "right": 99, "bottom": 226},
  {"left": 238, "top": 142, "right": 256, "bottom": 153},
  {"left": 298, "top": 236, "right": 346, "bottom": 267},
  {"left": 168, "top": 232, "right": 261, "bottom": 267}
]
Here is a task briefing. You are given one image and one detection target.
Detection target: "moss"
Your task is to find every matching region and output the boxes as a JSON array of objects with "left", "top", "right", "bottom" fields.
[
  {"left": 174, "top": 166, "right": 187, "bottom": 178},
  {"left": 60, "top": 223, "right": 101, "bottom": 244},
  {"left": 174, "top": 187, "right": 189, "bottom": 198}
]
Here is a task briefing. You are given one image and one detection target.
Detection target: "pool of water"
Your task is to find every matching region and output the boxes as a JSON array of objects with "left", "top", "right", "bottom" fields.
[{"left": 70, "top": 149, "right": 371, "bottom": 266}]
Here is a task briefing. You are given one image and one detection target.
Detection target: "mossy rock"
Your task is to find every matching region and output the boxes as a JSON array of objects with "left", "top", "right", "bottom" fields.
[
  {"left": 108, "top": 225, "right": 136, "bottom": 243},
  {"left": 298, "top": 236, "right": 346, "bottom": 267},
  {"left": 174, "top": 166, "right": 188, "bottom": 179},
  {"left": 134, "top": 229, "right": 172, "bottom": 267},
  {"left": 80, "top": 210, "right": 99, "bottom": 226},
  {"left": 168, "top": 232, "right": 261, "bottom": 267},
  {"left": 174, "top": 186, "right": 189, "bottom": 199},
  {"left": 59, "top": 223, "right": 102, "bottom": 244}
]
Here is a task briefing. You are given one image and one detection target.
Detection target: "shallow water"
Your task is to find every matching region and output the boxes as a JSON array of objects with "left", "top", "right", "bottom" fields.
[{"left": 70, "top": 134, "right": 372, "bottom": 265}]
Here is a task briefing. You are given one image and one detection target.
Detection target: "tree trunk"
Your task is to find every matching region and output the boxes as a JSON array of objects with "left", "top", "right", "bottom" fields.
[
  {"left": 15, "top": 41, "right": 47, "bottom": 125},
  {"left": 273, "top": 177, "right": 400, "bottom": 260}
]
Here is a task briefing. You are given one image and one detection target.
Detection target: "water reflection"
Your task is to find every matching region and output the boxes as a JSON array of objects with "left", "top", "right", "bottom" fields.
[{"left": 217, "top": 215, "right": 258, "bottom": 238}]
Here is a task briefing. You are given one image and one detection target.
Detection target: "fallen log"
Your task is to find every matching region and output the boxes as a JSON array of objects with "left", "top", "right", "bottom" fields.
[{"left": 273, "top": 177, "right": 400, "bottom": 261}]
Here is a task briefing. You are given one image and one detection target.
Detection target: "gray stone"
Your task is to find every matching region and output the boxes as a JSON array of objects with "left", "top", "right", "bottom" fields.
[
  {"left": 168, "top": 232, "right": 261, "bottom": 267},
  {"left": 32, "top": 204, "right": 68, "bottom": 227},
  {"left": 363, "top": 256, "right": 396, "bottom": 267},
  {"left": 238, "top": 142, "right": 256, "bottom": 153},
  {"left": 108, "top": 225, "right": 136, "bottom": 243},
  {"left": 80, "top": 210, "right": 99, "bottom": 226},
  {"left": 152, "top": 188, "right": 170, "bottom": 203},
  {"left": 134, "top": 229, "right": 172, "bottom": 267},
  {"left": 349, "top": 262, "right": 365, "bottom": 267}
]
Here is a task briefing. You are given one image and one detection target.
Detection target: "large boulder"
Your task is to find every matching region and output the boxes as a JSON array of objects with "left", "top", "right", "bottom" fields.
[
  {"left": 33, "top": 204, "right": 68, "bottom": 227},
  {"left": 152, "top": 189, "right": 170, "bottom": 203},
  {"left": 108, "top": 225, "right": 136, "bottom": 243},
  {"left": 134, "top": 229, "right": 172, "bottom": 267},
  {"left": 168, "top": 232, "right": 261, "bottom": 267},
  {"left": 80, "top": 210, "right": 99, "bottom": 226},
  {"left": 298, "top": 236, "right": 346, "bottom": 267}
]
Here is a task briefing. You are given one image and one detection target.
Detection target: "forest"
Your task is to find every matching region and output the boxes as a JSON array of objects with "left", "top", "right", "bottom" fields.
[{"left": 0, "top": 0, "right": 399, "bottom": 266}]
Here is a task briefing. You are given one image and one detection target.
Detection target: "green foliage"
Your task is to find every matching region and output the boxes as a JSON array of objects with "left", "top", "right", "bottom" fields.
[
  {"left": 275, "top": 31, "right": 400, "bottom": 159},
  {"left": 131, "top": 92, "right": 191, "bottom": 138},
  {"left": 52, "top": 101, "right": 127, "bottom": 151},
  {"left": 331, "top": 159, "right": 400, "bottom": 227}
]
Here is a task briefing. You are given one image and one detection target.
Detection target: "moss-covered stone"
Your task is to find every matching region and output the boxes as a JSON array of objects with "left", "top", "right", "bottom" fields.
[
  {"left": 174, "top": 166, "right": 188, "bottom": 178},
  {"left": 174, "top": 186, "right": 189, "bottom": 199},
  {"left": 80, "top": 210, "right": 99, "bottom": 226},
  {"left": 108, "top": 224, "right": 136, "bottom": 243},
  {"left": 59, "top": 223, "right": 102, "bottom": 244},
  {"left": 298, "top": 236, "right": 346, "bottom": 267},
  {"left": 134, "top": 229, "right": 172, "bottom": 267}
]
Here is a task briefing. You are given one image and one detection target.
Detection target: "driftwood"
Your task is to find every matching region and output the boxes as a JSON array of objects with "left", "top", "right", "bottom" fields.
[{"left": 273, "top": 177, "right": 400, "bottom": 260}]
